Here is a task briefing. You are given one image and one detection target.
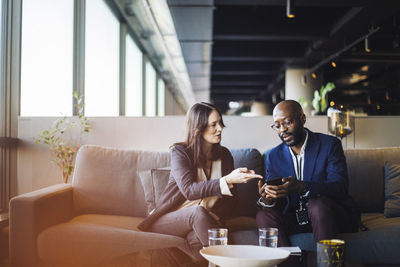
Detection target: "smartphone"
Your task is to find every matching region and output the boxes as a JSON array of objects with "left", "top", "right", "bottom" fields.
[{"left": 266, "top": 177, "right": 283, "bottom": 186}]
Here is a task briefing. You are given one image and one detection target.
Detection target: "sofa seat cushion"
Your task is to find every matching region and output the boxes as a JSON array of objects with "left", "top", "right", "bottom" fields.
[
  {"left": 37, "top": 214, "right": 184, "bottom": 265},
  {"left": 362, "top": 212, "right": 400, "bottom": 230},
  {"left": 340, "top": 227, "right": 400, "bottom": 265},
  {"left": 225, "top": 216, "right": 257, "bottom": 232}
]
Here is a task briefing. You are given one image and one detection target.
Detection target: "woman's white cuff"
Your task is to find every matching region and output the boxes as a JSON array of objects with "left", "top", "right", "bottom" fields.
[{"left": 219, "top": 177, "right": 233, "bottom": 196}]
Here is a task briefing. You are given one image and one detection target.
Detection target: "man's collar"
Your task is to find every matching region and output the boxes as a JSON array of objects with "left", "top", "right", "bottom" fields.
[{"left": 300, "top": 130, "right": 309, "bottom": 155}]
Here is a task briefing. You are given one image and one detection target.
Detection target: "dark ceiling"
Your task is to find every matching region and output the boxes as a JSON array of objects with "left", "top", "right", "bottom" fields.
[{"left": 210, "top": 0, "right": 400, "bottom": 114}]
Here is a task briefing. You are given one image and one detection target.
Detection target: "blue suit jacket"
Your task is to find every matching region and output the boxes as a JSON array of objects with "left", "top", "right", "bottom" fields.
[{"left": 264, "top": 129, "right": 354, "bottom": 211}]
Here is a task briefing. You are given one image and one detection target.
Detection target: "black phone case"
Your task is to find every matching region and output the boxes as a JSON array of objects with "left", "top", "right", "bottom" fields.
[{"left": 267, "top": 177, "right": 283, "bottom": 185}]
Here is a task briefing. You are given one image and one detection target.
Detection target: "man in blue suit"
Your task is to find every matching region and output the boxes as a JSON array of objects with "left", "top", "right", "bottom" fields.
[{"left": 256, "top": 100, "right": 359, "bottom": 250}]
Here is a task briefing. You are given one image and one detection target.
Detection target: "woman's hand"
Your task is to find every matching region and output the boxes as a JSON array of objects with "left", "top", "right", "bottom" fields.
[{"left": 224, "top": 167, "right": 263, "bottom": 184}]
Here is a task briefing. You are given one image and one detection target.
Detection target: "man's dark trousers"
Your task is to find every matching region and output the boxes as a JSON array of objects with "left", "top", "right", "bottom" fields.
[{"left": 256, "top": 196, "right": 359, "bottom": 247}]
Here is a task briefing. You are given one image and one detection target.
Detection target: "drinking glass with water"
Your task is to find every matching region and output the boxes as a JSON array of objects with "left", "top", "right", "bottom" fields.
[
  {"left": 208, "top": 228, "right": 228, "bottom": 246},
  {"left": 258, "top": 228, "right": 278, "bottom": 248}
]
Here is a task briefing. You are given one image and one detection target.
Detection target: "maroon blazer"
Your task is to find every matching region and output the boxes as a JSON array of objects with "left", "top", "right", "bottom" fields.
[{"left": 138, "top": 144, "right": 236, "bottom": 231}]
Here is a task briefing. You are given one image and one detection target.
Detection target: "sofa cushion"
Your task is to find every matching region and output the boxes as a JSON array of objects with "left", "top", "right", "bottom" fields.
[
  {"left": 345, "top": 147, "right": 400, "bottom": 213},
  {"left": 285, "top": 213, "right": 400, "bottom": 255},
  {"left": 230, "top": 148, "right": 264, "bottom": 217},
  {"left": 339, "top": 227, "right": 400, "bottom": 265},
  {"left": 384, "top": 161, "right": 400, "bottom": 217},
  {"left": 287, "top": 227, "right": 400, "bottom": 265},
  {"left": 229, "top": 229, "right": 258, "bottom": 246},
  {"left": 225, "top": 216, "right": 257, "bottom": 232},
  {"left": 138, "top": 167, "right": 171, "bottom": 214},
  {"left": 72, "top": 145, "right": 170, "bottom": 217},
  {"left": 37, "top": 214, "right": 184, "bottom": 265},
  {"left": 362, "top": 212, "right": 400, "bottom": 230}
]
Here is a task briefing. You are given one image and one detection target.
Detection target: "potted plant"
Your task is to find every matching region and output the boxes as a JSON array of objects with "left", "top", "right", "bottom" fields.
[
  {"left": 311, "top": 82, "right": 336, "bottom": 115},
  {"left": 35, "top": 92, "right": 90, "bottom": 183}
]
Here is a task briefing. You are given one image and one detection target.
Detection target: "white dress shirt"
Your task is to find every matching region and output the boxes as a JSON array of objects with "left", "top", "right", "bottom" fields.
[{"left": 288, "top": 130, "right": 309, "bottom": 181}]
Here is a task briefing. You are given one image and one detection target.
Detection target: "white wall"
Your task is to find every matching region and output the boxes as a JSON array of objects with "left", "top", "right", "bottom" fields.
[{"left": 17, "top": 115, "right": 400, "bottom": 195}]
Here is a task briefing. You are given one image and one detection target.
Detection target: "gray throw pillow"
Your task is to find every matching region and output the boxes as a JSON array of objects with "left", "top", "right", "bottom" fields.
[
  {"left": 384, "top": 161, "right": 400, "bottom": 217},
  {"left": 138, "top": 167, "right": 171, "bottom": 214}
]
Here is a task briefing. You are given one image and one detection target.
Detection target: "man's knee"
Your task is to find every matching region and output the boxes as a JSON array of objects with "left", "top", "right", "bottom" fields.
[{"left": 256, "top": 209, "right": 280, "bottom": 227}]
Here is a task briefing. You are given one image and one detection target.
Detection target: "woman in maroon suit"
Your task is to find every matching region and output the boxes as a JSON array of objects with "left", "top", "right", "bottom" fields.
[{"left": 138, "top": 102, "right": 262, "bottom": 265}]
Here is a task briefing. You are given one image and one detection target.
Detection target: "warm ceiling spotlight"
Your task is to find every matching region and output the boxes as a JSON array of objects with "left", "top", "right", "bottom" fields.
[
  {"left": 331, "top": 61, "right": 337, "bottom": 68},
  {"left": 311, "top": 72, "right": 317, "bottom": 79},
  {"left": 330, "top": 101, "right": 335, "bottom": 107},
  {"left": 286, "top": 0, "right": 295, "bottom": 18},
  {"left": 365, "top": 36, "right": 371, "bottom": 53}
]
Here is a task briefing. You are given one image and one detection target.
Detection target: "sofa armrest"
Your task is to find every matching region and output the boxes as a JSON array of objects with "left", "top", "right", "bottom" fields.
[{"left": 9, "top": 184, "right": 73, "bottom": 266}]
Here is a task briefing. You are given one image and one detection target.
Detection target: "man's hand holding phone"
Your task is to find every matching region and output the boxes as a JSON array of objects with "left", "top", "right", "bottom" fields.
[
  {"left": 264, "top": 177, "right": 286, "bottom": 199},
  {"left": 258, "top": 177, "right": 284, "bottom": 205},
  {"left": 263, "top": 176, "right": 306, "bottom": 199}
]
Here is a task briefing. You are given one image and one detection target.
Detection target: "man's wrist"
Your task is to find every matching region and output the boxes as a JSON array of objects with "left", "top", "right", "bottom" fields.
[{"left": 257, "top": 197, "right": 276, "bottom": 208}]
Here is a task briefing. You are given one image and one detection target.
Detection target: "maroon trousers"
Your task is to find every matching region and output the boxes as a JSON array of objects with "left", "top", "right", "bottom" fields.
[
  {"left": 256, "top": 196, "right": 359, "bottom": 267},
  {"left": 256, "top": 196, "right": 358, "bottom": 246}
]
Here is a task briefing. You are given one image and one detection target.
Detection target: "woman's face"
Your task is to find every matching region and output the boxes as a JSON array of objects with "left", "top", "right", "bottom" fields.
[{"left": 202, "top": 110, "right": 223, "bottom": 145}]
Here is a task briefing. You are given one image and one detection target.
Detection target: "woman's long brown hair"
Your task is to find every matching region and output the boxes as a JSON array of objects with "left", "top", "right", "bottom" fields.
[{"left": 173, "top": 102, "right": 225, "bottom": 168}]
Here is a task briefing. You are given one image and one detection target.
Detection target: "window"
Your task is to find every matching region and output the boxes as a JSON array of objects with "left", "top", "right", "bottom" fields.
[
  {"left": 20, "top": 0, "right": 73, "bottom": 116},
  {"left": 145, "top": 61, "right": 156, "bottom": 116},
  {"left": 85, "top": 0, "right": 120, "bottom": 116},
  {"left": 125, "top": 35, "right": 143, "bottom": 116},
  {"left": 157, "top": 78, "right": 165, "bottom": 116}
]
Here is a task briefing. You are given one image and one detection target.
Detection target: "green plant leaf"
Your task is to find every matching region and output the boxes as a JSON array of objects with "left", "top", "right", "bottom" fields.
[
  {"left": 298, "top": 96, "right": 309, "bottom": 109},
  {"left": 312, "top": 90, "right": 321, "bottom": 112},
  {"left": 320, "top": 82, "right": 335, "bottom": 112},
  {"left": 36, "top": 90, "right": 90, "bottom": 183},
  {"left": 321, "top": 82, "right": 335, "bottom": 99},
  {"left": 73, "top": 91, "right": 79, "bottom": 99}
]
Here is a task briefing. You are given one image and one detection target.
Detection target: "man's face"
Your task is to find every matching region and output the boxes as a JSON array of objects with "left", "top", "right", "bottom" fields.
[{"left": 272, "top": 109, "right": 305, "bottom": 147}]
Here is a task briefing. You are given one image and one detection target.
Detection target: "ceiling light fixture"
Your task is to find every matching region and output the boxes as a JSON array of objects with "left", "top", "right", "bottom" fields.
[
  {"left": 331, "top": 61, "right": 337, "bottom": 68},
  {"left": 286, "top": 0, "right": 295, "bottom": 18},
  {"left": 305, "top": 27, "right": 380, "bottom": 78},
  {"left": 311, "top": 72, "right": 317, "bottom": 79}
]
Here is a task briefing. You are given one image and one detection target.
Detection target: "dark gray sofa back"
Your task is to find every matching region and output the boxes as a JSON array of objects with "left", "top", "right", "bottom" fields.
[
  {"left": 345, "top": 147, "right": 400, "bottom": 213},
  {"left": 230, "top": 148, "right": 264, "bottom": 217}
]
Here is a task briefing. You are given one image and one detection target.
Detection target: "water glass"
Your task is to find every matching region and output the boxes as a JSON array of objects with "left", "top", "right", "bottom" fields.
[
  {"left": 208, "top": 228, "right": 228, "bottom": 246},
  {"left": 258, "top": 228, "right": 278, "bottom": 248}
]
